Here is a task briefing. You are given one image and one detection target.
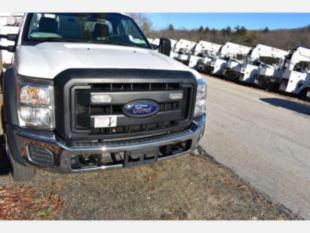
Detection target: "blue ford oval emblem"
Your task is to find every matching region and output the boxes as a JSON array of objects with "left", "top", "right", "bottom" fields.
[{"left": 123, "top": 100, "right": 159, "bottom": 118}]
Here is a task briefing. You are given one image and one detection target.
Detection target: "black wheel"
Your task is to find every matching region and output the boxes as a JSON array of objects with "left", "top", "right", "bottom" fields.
[
  {"left": 278, "top": 80, "right": 288, "bottom": 92},
  {"left": 0, "top": 135, "right": 11, "bottom": 175},
  {"left": 5, "top": 140, "right": 36, "bottom": 182},
  {"left": 300, "top": 87, "right": 310, "bottom": 101},
  {"left": 255, "top": 75, "right": 263, "bottom": 87},
  {"left": 238, "top": 74, "right": 244, "bottom": 82}
]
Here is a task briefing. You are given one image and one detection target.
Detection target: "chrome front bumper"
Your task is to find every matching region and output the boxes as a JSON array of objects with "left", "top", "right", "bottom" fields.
[{"left": 11, "top": 115, "right": 206, "bottom": 173}]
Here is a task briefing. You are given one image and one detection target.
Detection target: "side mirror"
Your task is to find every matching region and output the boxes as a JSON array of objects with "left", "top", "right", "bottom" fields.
[{"left": 158, "top": 38, "right": 171, "bottom": 56}]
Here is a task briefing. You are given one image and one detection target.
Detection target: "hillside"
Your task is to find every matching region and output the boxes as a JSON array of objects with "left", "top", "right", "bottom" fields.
[{"left": 144, "top": 25, "right": 310, "bottom": 50}]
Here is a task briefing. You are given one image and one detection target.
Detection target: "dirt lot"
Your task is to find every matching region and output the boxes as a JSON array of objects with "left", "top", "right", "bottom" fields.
[{"left": 0, "top": 91, "right": 298, "bottom": 220}]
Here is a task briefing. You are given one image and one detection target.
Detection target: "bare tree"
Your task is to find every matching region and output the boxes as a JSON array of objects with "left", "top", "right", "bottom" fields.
[{"left": 128, "top": 13, "right": 153, "bottom": 34}]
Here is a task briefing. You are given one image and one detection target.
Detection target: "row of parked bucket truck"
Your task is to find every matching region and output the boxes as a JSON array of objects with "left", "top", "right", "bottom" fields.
[{"left": 149, "top": 37, "right": 310, "bottom": 99}]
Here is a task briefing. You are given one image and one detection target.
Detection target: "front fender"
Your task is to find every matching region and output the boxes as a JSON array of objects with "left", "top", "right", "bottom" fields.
[
  {"left": 2, "top": 67, "right": 28, "bottom": 165},
  {"left": 2, "top": 66, "right": 19, "bottom": 130}
]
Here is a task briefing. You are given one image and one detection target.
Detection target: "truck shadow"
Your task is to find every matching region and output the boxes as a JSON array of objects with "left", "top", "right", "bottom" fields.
[
  {"left": 260, "top": 98, "right": 310, "bottom": 116},
  {"left": 0, "top": 135, "right": 11, "bottom": 175}
]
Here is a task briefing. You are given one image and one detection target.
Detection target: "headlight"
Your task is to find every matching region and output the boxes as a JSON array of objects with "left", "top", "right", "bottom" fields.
[
  {"left": 18, "top": 106, "right": 54, "bottom": 127},
  {"left": 194, "top": 79, "right": 207, "bottom": 117},
  {"left": 17, "top": 81, "right": 55, "bottom": 129},
  {"left": 20, "top": 85, "right": 52, "bottom": 105}
]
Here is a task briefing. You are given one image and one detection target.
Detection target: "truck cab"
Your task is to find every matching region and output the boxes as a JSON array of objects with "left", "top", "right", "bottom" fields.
[
  {"left": 226, "top": 44, "right": 288, "bottom": 84},
  {"left": 255, "top": 47, "right": 310, "bottom": 97},
  {"left": 171, "top": 39, "right": 196, "bottom": 65},
  {"left": 201, "top": 42, "right": 251, "bottom": 76},
  {"left": 188, "top": 40, "right": 222, "bottom": 69},
  {"left": 0, "top": 13, "right": 206, "bottom": 181},
  {"left": 277, "top": 47, "right": 310, "bottom": 97}
]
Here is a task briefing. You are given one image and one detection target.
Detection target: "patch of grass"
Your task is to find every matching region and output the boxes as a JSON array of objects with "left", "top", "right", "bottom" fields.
[{"left": 0, "top": 186, "right": 63, "bottom": 220}]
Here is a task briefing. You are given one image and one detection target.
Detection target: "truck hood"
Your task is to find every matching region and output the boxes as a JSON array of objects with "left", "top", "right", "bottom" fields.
[{"left": 16, "top": 42, "right": 194, "bottom": 79}]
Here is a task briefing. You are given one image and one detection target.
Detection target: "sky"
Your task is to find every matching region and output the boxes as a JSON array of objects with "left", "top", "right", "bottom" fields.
[{"left": 145, "top": 13, "right": 310, "bottom": 30}]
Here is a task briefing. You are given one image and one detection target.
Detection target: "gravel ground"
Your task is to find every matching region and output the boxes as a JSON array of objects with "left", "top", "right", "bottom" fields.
[{"left": 0, "top": 88, "right": 298, "bottom": 220}]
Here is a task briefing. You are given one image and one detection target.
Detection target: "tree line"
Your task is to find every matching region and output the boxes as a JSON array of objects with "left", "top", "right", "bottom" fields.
[{"left": 130, "top": 13, "right": 310, "bottom": 50}]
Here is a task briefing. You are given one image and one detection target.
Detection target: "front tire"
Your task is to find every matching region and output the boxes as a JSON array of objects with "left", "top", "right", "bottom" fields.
[
  {"left": 300, "top": 87, "right": 310, "bottom": 101},
  {"left": 279, "top": 80, "right": 288, "bottom": 92}
]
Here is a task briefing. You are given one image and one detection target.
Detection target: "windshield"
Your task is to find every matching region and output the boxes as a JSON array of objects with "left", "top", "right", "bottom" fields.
[
  {"left": 294, "top": 61, "right": 310, "bottom": 73},
  {"left": 22, "top": 13, "right": 151, "bottom": 49},
  {"left": 259, "top": 56, "right": 281, "bottom": 67}
]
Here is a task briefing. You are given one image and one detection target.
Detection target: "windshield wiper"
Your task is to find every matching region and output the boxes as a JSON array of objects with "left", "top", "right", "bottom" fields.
[{"left": 29, "top": 37, "right": 80, "bottom": 43}]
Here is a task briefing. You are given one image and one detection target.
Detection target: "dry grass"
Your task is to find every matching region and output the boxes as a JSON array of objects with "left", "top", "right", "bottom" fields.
[{"left": 0, "top": 186, "right": 63, "bottom": 220}]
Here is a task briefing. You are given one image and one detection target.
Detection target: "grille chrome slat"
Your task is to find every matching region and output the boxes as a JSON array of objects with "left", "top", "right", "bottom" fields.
[{"left": 88, "top": 91, "right": 184, "bottom": 105}]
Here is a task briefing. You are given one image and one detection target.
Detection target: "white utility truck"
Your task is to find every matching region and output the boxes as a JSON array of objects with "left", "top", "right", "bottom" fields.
[
  {"left": 149, "top": 37, "right": 160, "bottom": 50},
  {"left": 188, "top": 40, "right": 221, "bottom": 69},
  {"left": 172, "top": 39, "right": 196, "bottom": 64},
  {"left": 199, "top": 42, "right": 251, "bottom": 76},
  {"left": 0, "top": 13, "right": 206, "bottom": 181},
  {"left": 168, "top": 38, "right": 177, "bottom": 50},
  {"left": 278, "top": 47, "right": 310, "bottom": 97},
  {"left": 224, "top": 44, "right": 288, "bottom": 83},
  {"left": 256, "top": 47, "right": 310, "bottom": 98},
  {"left": 195, "top": 42, "right": 222, "bottom": 71},
  {"left": 147, "top": 37, "right": 153, "bottom": 44}
]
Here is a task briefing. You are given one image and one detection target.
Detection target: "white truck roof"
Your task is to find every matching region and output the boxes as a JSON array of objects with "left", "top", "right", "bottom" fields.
[
  {"left": 168, "top": 38, "right": 177, "bottom": 49},
  {"left": 174, "top": 39, "right": 196, "bottom": 53},
  {"left": 151, "top": 38, "right": 160, "bottom": 46},
  {"left": 219, "top": 42, "right": 252, "bottom": 57},
  {"left": 290, "top": 47, "right": 310, "bottom": 64},
  {"left": 249, "top": 44, "right": 288, "bottom": 60},
  {"left": 193, "top": 40, "right": 222, "bottom": 55}
]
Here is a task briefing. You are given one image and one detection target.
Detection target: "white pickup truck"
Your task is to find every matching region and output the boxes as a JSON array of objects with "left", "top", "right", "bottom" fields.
[{"left": 0, "top": 13, "right": 206, "bottom": 181}]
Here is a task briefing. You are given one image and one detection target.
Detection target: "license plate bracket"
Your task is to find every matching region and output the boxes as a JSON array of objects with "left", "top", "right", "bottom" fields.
[
  {"left": 92, "top": 115, "right": 117, "bottom": 128},
  {"left": 124, "top": 147, "right": 159, "bottom": 167}
]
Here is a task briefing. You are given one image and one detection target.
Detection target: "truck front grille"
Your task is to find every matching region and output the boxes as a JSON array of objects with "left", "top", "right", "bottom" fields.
[
  {"left": 72, "top": 82, "right": 194, "bottom": 139},
  {"left": 54, "top": 69, "right": 197, "bottom": 140}
]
